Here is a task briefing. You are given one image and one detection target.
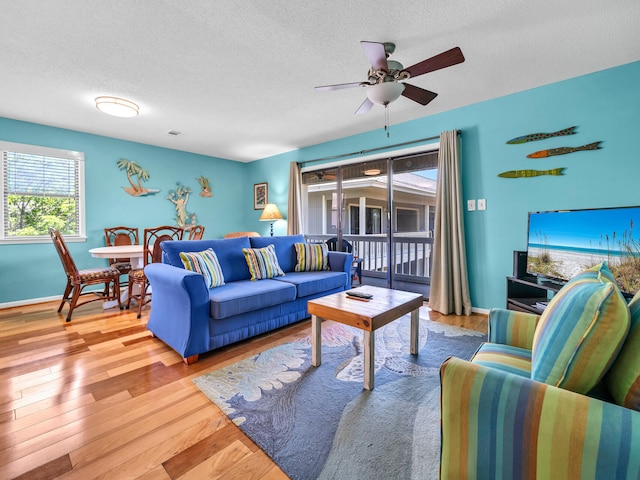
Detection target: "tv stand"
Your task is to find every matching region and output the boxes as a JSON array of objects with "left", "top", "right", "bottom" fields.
[{"left": 506, "top": 276, "right": 564, "bottom": 314}]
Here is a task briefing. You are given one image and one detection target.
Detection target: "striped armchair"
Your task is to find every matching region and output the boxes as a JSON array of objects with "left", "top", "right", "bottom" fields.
[{"left": 440, "top": 308, "right": 640, "bottom": 479}]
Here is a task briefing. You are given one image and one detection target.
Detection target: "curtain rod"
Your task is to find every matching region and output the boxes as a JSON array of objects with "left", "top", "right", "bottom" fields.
[{"left": 299, "top": 130, "right": 460, "bottom": 167}]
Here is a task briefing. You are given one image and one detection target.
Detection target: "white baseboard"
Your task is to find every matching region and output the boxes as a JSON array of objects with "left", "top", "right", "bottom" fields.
[{"left": 0, "top": 295, "right": 62, "bottom": 310}]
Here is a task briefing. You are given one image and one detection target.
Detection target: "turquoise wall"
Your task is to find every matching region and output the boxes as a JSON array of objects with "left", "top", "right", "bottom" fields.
[
  {"left": 247, "top": 60, "right": 640, "bottom": 310},
  {"left": 0, "top": 118, "right": 247, "bottom": 304},
  {"left": 3, "top": 60, "right": 639, "bottom": 308}
]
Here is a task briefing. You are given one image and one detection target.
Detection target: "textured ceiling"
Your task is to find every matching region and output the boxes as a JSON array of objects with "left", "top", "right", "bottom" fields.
[{"left": 1, "top": 1, "right": 638, "bottom": 162}]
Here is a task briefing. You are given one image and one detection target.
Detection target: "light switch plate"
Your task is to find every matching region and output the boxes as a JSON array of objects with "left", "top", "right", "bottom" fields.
[
  {"left": 467, "top": 199, "right": 476, "bottom": 211},
  {"left": 478, "top": 199, "right": 486, "bottom": 210}
]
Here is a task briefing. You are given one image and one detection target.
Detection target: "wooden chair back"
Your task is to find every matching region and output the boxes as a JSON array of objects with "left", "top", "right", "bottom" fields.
[
  {"left": 142, "top": 226, "right": 184, "bottom": 267},
  {"left": 104, "top": 226, "right": 139, "bottom": 265},
  {"left": 188, "top": 225, "right": 205, "bottom": 240},
  {"left": 49, "top": 228, "right": 79, "bottom": 280},
  {"left": 223, "top": 231, "right": 260, "bottom": 238}
]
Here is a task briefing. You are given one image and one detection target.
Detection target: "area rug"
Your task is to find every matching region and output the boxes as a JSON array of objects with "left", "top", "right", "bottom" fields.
[{"left": 193, "top": 309, "right": 486, "bottom": 480}]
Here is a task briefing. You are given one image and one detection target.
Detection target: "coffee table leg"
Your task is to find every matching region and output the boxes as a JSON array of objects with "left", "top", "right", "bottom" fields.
[
  {"left": 363, "top": 330, "right": 375, "bottom": 390},
  {"left": 410, "top": 308, "right": 419, "bottom": 355},
  {"left": 312, "top": 315, "right": 321, "bottom": 367}
]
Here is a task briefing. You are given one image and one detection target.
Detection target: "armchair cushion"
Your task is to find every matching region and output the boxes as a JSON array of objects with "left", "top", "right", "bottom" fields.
[
  {"left": 531, "top": 262, "right": 630, "bottom": 394},
  {"left": 471, "top": 343, "right": 532, "bottom": 378},
  {"left": 606, "top": 289, "right": 640, "bottom": 411}
]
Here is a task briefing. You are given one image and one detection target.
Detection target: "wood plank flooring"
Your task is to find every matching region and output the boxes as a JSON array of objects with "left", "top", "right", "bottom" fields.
[{"left": 0, "top": 299, "right": 487, "bottom": 479}]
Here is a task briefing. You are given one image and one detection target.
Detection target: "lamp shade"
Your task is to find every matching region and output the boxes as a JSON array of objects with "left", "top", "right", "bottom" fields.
[
  {"left": 95, "top": 96, "right": 139, "bottom": 117},
  {"left": 366, "top": 82, "right": 405, "bottom": 106},
  {"left": 259, "top": 203, "right": 283, "bottom": 221}
]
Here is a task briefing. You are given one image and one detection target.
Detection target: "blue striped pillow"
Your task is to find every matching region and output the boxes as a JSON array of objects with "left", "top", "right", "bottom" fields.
[
  {"left": 531, "top": 262, "right": 630, "bottom": 393},
  {"left": 294, "top": 243, "right": 329, "bottom": 272},
  {"left": 242, "top": 244, "right": 285, "bottom": 280},
  {"left": 179, "top": 248, "right": 225, "bottom": 288}
]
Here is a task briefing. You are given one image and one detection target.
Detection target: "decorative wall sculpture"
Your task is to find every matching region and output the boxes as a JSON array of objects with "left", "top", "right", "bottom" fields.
[
  {"left": 117, "top": 158, "right": 160, "bottom": 196},
  {"left": 167, "top": 182, "right": 197, "bottom": 227},
  {"left": 196, "top": 176, "right": 213, "bottom": 197}
]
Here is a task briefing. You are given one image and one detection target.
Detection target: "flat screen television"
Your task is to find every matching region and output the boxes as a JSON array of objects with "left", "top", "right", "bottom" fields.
[{"left": 526, "top": 205, "right": 640, "bottom": 295}]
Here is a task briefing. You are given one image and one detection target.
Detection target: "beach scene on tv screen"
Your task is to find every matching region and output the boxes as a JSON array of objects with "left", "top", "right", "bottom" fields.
[{"left": 527, "top": 206, "right": 640, "bottom": 293}]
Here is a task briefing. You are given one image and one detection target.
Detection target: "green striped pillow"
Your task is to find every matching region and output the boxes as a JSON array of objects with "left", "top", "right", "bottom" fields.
[
  {"left": 179, "top": 248, "right": 225, "bottom": 288},
  {"left": 242, "top": 244, "right": 285, "bottom": 280},
  {"left": 605, "top": 290, "right": 640, "bottom": 411},
  {"left": 531, "top": 262, "right": 630, "bottom": 393},
  {"left": 294, "top": 243, "right": 329, "bottom": 272}
]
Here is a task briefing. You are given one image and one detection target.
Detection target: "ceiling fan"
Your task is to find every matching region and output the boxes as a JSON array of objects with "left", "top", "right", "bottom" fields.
[{"left": 315, "top": 42, "right": 465, "bottom": 115}]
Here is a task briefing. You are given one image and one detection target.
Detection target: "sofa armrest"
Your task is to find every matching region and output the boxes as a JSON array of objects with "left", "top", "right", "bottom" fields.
[
  {"left": 144, "top": 263, "right": 211, "bottom": 359},
  {"left": 440, "top": 357, "right": 640, "bottom": 479},
  {"left": 488, "top": 307, "right": 540, "bottom": 349},
  {"left": 327, "top": 251, "right": 354, "bottom": 289}
]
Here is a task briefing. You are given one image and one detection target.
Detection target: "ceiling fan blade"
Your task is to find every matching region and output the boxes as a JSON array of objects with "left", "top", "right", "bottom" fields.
[
  {"left": 401, "top": 83, "right": 438, "bottom": 105},
  {"left": 355, "top": 97, "right": 374, "bottom": 115},
  {"left": 403, "top": 47, "right": 465, "bottom": 79},
  {"left": 315, "top": 82, "right": 365, "bottom": 92},
  {"left": 361, "top": 41, "right": 388, "bottom": 71}
]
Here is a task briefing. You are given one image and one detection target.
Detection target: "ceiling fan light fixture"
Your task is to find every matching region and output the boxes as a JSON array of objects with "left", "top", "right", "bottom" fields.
[
  {"left": 95, "top": 96, "right": 139, "bottom": 118},
  {"left": 366, "top": 82, "right": 405, "bottom": 106}
]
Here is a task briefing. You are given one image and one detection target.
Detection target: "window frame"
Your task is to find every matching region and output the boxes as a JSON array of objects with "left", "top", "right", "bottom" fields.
[{"left": 0, "top": 141, "right": 86, "bottom": 245}]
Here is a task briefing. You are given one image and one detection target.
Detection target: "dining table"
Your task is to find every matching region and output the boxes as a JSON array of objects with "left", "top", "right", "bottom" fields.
[
  {"left": 89, "top": 244, "right": 146, "bottom": 309},
  {"left": 89, "top": 244, "right": 146, "bottom": 269}
]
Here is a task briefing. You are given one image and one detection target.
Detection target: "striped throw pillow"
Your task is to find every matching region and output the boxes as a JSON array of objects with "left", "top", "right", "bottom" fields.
[
  {"left": 242, "top": 244, "right": 285, "bottom": 280},
  {"left": 531, "top": 262, "right": 630, "bottom": 394},
  {"left": 179, "top": 248, "right": 225, "bottom": 288},
  {"left": 294, "top": 243, "right": 329, "bottom": 272},
  {"left": 605, "top": 289, "right": 640, "bottom": 411}
]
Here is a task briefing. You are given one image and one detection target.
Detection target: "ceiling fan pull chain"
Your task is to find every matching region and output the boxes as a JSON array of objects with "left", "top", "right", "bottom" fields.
[{"left": 385, "top": 105, "right": 390, "bottom": 138}]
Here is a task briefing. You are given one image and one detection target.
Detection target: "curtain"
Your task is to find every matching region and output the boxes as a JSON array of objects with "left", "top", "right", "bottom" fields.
[
  {"left": 429, "top": 130, "right": 472, "bottom": 315},
  {"left": 287, "top": 162, "right": 303, "bottom": 235}
]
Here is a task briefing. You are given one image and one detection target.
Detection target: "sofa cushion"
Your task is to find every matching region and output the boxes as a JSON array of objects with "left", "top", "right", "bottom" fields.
[
  {"left": 294, "top": 242, "right": 329, "bottom": 272},
  {"left": 209, "top": 279, "right": 297, "bottom": 320},
  {"left": 531, "top": 262, "right": 630, "bottom": 394},
  {"left": 243, "top": 244, "right": 285, "bottom": 280},
  {"left": 275, "top": 271, "right": 348, "bottom": 298},
  {"left": 250, "top": 235, "right": 305, "bottom": 273},
  {"left": 179, "top": 248, "right": 225, "bottom": 288},
  {"left": 161, "top": 237, "right": 251, "bottom": 282},
  {"left": 471, "top": 343, "right": 532, "bottom": 378},
  {"left": 605, "top": 290, "right": 640, "bottom": 411}
]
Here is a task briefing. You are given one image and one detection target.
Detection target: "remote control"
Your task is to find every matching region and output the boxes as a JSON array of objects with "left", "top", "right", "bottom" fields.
[{"left": 346, "top": 290, "right": 373, "bottom": 299}]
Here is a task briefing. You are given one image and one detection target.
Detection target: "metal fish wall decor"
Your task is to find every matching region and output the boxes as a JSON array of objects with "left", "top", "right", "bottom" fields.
[
  {"left": 506, "top": 126, "right": 577, "bottom": 144},
  {"left": 526, "top": 141, "right": 602, "bottom": 158},
  {"left": 498, "top": 168, "right": 566, "bottom": 178}
]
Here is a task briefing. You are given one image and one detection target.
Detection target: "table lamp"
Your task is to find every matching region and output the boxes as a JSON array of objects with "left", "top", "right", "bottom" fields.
[{"left": 259, "top": 203, "right": 283, "bottom": 236}]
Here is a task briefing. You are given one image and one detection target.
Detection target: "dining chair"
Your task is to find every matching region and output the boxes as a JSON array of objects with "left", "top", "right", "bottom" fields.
[
  {"left": 104, "top": 226, "right": 139, "bottom": 276},
  {"left": 326, "top": 237, "right": 363, "bottom": 284},
  {"left": 188, "top": 225, "right": 205, "bottom": 240},
  {"left": 127, "top": 225, "right": 184, "bottom": 318},
  {"left": 49, "top": 228, "right": 122, "bottom": 322}
]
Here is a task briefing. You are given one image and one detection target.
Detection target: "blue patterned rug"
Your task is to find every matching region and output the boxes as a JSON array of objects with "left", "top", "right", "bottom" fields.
[{"left": 193, "top": 310, "right": 485, "bottom": 480}]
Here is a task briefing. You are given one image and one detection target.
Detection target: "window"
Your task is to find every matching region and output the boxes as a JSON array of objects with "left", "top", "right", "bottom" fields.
[
  {"left": 1, "top": 141, "right": 85, "bottom": 244},
  {"left": 349, "top": 205, "right": 382, "bottom": 234}
]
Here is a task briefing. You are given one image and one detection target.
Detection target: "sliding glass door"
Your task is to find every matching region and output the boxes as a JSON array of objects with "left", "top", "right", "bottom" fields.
[{"left": 301, "top": 149, "right": 438, "bottom": 295}]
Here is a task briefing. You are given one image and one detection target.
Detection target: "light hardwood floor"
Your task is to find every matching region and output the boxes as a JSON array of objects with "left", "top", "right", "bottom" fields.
[{"left": 0, "top": 298, "right": 487, "bottom": 479}]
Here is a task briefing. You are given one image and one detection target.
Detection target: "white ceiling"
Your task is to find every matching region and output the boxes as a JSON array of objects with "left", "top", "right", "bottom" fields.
[{"left": 1, "top": 1, "right": 638, "bottom": 162}]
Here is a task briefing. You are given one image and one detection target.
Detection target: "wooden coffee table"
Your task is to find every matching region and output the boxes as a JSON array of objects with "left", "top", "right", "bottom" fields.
[{"left": 307, "top": 285, "right": 423, "bottom": 390}]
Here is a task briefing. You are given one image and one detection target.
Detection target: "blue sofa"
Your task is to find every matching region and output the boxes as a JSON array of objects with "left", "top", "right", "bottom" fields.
[{"left": 145, "top": 235, "right": 353, "bottom": 363}]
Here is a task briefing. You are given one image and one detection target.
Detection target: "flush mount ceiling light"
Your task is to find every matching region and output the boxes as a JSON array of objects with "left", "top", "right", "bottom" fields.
[
  {"left": 364, "top": 168, "right": 381, "bottom": 176},
  {"left": 95, "top": 96, "right": 139, "bottom": 118}
]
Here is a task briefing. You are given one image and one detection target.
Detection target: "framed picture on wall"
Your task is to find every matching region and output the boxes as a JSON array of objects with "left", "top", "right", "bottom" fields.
[{"left": 254, "top": 182, "right": 268, "bottom": 209}]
